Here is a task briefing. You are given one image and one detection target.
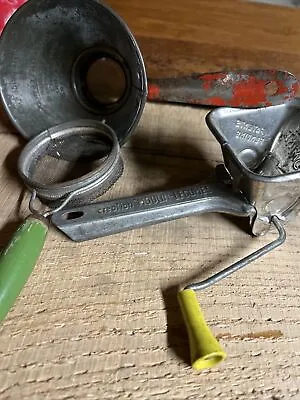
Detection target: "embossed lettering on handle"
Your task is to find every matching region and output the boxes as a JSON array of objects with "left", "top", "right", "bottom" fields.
[{"left": 51, "top": 181, "right": 255, "bottom": 242}]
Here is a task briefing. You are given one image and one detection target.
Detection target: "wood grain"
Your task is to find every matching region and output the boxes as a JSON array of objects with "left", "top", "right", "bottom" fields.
[
  {"left": 108, "top": 0, "right": 300, "bottom": 78},
  {"left": 0, "top": 1, "right": 300, "bottom": 399},
  {"left": 0, "top": 103, "right": 299, "bottom": 399}
]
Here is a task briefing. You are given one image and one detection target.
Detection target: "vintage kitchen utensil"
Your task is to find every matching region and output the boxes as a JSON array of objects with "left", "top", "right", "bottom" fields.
[
  {"left": 0, "top": 120, "right": 124, "bottom": 321},
  {"left": 0, "top": 0, "right": 148, "bottom": 321},
  {"left": 1, "top": 100, "right": 299, "bottom": 370},
  {"left": 0, "top": 3, "right": 297, "bottom": 119},
  {"left": 148, "top": 70, "right": 299, "bottom": 108},
  {"left": 0, "top": 0, "right": 298, "bottom": 370},
  {"left": 176, "top": 101, "right": 300, "bottom": 370},
  {"left": 50, "top": 99, "right": 300, "bottom": 369},
  {"left": 0, "top": 0, "right": 147, "bottom": 143},
  {"left": 51, "top": 100, "right": 299, "bottom": 240},
  {"left": 177, "top": 215, "right": 285, "bottom": 370}
]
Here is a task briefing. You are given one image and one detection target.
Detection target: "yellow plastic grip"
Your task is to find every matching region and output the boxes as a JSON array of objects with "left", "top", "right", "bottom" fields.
[{"left": 177, "top": 289, "right": 226, "bottom": 370}]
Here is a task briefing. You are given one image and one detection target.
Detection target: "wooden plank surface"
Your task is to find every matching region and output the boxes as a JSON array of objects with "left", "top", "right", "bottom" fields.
[
  {"left": 108, "top": 0, "right": 300, "bottom": 78},
  {"left": 0, "top": 1, "right": 300, "bottom": 399}
]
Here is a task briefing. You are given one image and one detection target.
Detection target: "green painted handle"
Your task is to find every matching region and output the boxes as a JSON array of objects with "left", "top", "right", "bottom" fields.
[{"left": 0, "top": 216, "right": 48, "bottom": 321}]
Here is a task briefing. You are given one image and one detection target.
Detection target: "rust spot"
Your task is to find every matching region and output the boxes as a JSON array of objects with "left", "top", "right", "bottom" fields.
[{"left": 216, "top": 330, "right": 283, "bottom": 341}]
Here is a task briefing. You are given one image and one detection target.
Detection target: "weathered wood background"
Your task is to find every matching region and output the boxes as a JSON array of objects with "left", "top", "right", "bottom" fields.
[{"left": 0, "top": 0, "right": 299, "bottom": 399}]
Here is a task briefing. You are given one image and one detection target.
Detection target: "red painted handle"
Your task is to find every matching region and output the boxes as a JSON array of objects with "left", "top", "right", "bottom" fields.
[
  {"left": 1, "top": 2, "right": 298, "bottom": 109},
  {"left": 148, "top": 70, "right": 299, "bottom": 108}
]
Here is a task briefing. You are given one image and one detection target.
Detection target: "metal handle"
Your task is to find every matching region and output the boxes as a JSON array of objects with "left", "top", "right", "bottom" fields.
[
  {"left": 147, "top": 70, "right": 299, "bottom": 108},
  {"left": 178, "top": 216, "right": 286, "bottom": 371},
  {"left": 51, "top": 181, "right": 255, "bottom": 242},
  {"left": 185, "top": 216, "right": 286, "bottom": 291}
]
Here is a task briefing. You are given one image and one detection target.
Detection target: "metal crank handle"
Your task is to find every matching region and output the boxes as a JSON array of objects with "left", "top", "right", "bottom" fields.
[
  {"left": 51, "top": 181, "right": 255, "bottom": 242},
  {"left": 177, "top": 216, "right": 286, "bottom": 371}
]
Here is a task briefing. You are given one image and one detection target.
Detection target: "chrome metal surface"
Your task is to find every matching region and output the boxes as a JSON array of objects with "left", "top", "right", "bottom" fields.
[
  {"left": 206, "top": 99, "right": 300, "bottom": 234},
  {"left": 0, "top": 0, "right": 147, "bottom": 143},
  {"left": 186, "top": 216, "right": 286, "bottom": 291},
  {"left": 51, "top": 102, "right": 300, "bottom": 241},
  {"left": 18, "top": 120, "right": 123, "bottom": 206},
  {"left": 51, "top": 174, "right": 255, "bottom": 241}
]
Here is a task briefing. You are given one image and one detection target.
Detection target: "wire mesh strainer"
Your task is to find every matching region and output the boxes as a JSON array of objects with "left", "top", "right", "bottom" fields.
[{"left": 0, "top": 119, "right": 123, "bottom": 321}]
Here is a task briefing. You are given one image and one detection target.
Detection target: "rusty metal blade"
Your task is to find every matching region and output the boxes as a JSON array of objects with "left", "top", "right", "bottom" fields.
[{"left": 147, "top": 70, "right": 299, "bottom": 108}]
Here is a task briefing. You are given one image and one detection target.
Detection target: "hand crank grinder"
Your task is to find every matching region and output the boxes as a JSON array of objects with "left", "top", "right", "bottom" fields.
[
  {"left": 0, "top": 0, "right": 299, "bottom": 372},
  {"left": 51, "top": 100, "right": 300, "bottom": 369}
]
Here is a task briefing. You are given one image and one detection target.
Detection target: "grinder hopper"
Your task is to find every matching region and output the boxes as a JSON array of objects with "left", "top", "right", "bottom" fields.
[
  {"left": 207, "top": 99, "right": 300, "bottom": 235},
  {"left": 177, "top": 100, "right": 300, "bottom": 370}
]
